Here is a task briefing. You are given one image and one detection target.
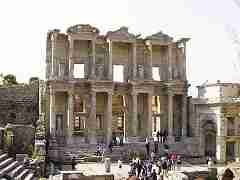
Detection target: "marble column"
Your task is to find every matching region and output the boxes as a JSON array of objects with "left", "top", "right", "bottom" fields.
[
  {"left": 216, "top": 136, "right": 226, "bottom": 163},
  {"left": 147, "top": 93, "right": 153, "bottom": 137},
  {"left": 69, "top": 39, "right": 74, "bottom": 79},
  {"left": 132, "top": 93, "right": 138, "bottom": 137},
  {"left": 67, "top": 91, "right": 74, "bottom": 144},
  {"left": 108, "top": 40, "right": 113, "bottom": 80},
  {"left": 235, "top": 141, "right": 239, "bottom": 159},
  {"left": 148, "top": 43, "right": 153, "bottom": 79},
  {"left": 49, "top": 88, "right": 56, "bottom": 136},
  {"left": 126, "top": 94, "right": 132, "bottom": 137},
  {"left": 88, "top": 91, "right": 97, "bottom": 144},
  {"left": 90, "top": 39, "right": 96, "bottom": 79},
  {"left": 132, "top": 42, "right": 137, "bottom": 80},
  {"left": 168, "top": 92, "right": 174, "bottom": 142},
  {"left": 106, "top": 92, "right": 113, "bottom": 144},
  {"left": 183, "top": 42, "right": 187, "bottom": 81},
  {"left": 51, "top": 34, "right": 57, "bottom": 79},
  {"left": 216, "top": 115, "right": 226, "bottom": 162},
  {"left": 168, "top": 44, "right": 173, "bottom": 80},
  {"left": 181, "top": 94, "right": 187, "bottom": 137}
]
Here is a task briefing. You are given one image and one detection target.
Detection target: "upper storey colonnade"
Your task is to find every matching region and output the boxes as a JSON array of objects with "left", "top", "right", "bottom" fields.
[{"left": 46, "top": 24, "right": 189, "bottom": 83}]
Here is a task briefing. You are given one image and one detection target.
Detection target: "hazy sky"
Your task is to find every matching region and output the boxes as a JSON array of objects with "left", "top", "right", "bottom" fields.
[{"left": 0, "top": 0, "right": 239, "bottom": 96}]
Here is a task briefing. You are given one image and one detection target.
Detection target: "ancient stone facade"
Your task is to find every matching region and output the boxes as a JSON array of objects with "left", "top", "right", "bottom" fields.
[
  {"left": 45, "top": 24, "right": 190, "bottom": 161},
  {"left": 0, "top": 81, "right": 39, "bottom": 127},
  {"left": 191, "top": 82, "right": 240, "bottom": 162},
  {"left": 0, "top": 80, "right": 39, "bottom": 154}
]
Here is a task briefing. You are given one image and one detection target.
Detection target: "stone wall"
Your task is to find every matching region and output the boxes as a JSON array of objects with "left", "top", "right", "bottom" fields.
[{"left": 0, "top": 81, "right": 39, "bottom": 127}]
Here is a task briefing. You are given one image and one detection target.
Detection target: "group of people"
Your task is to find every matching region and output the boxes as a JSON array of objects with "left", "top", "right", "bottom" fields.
[
  {"left": 145, "top": 129, "right": 169, "bottom": 157},
  {"left": 128, "top": 152, "right": 181, "bottom": 180}
]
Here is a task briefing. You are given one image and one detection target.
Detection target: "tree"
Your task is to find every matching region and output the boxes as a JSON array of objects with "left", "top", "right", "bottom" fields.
[
  {"left": 0, "top": 73, "right": 3, "bottom": 85},
  {"left": 3, "top": 74, "right": 18, "bottom": 85},
  {"left": 29, "top": 77, "right": 39, "bottom": 84}
]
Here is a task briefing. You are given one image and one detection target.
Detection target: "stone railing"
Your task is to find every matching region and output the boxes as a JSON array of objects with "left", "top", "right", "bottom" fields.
[{"left": 227, "top": 129, "right": 235, "bottom": 136}]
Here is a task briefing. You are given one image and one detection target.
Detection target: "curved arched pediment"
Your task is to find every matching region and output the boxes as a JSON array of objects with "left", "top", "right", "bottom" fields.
[{"left": 67, "top": 24, "right": 99, "bottom": 34}]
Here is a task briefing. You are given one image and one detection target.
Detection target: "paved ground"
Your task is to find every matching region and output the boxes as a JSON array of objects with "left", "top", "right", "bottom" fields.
[{"left": 62, "top": 161, "right": 225, "bottom": 180}]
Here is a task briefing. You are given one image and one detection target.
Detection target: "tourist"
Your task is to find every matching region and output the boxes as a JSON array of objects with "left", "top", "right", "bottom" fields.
[
  {"left": 145, "top": 137, "right": 150, "bottom": 157},
  {"left": 116, "top": 136, "right": 120, "bottom": 146},
  {"left": 151, "top": 169, "right": 157, "bottom": 180},
  {"left": 153, "top": 135, "right": 158, "bottom": 153},
  {"left": 71, "top": 156, "right": 77, "bottom": 170},
  {"left": 120, "top": 135, "right": 124, "bottom": 146},
  {"left": 156, "top": 161, "right": 162, "bottom": 175},
  {"left": 96, "top": 144, "right": 101, "bottom": 157},
  {"left": 141, "top": 164, "right": 147, "bottom": 180},
  {"left": 101, "top": 147, "right": 105, "bottom": 162},
  {"left": 136, "top": 159, "right": 142, "bottom": 177},
  {"left": 151, "top": 151, "right": 155, "bottom": 162},
  {"left": 118, "top": 159, "right": 122, "bottom": 168},
  {"left": 171, "top": 152, "right": 177, "bottom": 170},
  {"left": 108, "top": 141, "right": 113, "bottom": 153},
  {"left": 156, "top": 131, "right": 160, "bottom": 142},
  {"left": 163, "top": 129, "right": 167, "bottom": 143},
  {"left": 161, "top": 159, "right": 168, "bottom": 176},
  {"left": 176, "top": 155, "right": 182, "bottom": 171},
  {"left": 160, "top": 129, "right": 163, "bottom": 144},
  {"left": 112, "top": 133, "right": 117, "bottom": 146}
]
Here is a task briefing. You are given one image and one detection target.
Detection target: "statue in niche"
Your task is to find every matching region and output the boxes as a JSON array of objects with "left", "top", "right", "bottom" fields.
[
  {"left": 96, "top": 65, "right": 104, "bottom": 80},
  {"left": 138, "top": 65, "right": 144, "bottom": 79},
  {"left": 173, "top": 65, "right": 179, "bottom": 79}
]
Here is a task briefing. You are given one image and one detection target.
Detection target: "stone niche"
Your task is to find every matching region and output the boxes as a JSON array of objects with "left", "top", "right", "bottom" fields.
[{"left": 5, "top": 124, "right": 35, "bottom": 155}]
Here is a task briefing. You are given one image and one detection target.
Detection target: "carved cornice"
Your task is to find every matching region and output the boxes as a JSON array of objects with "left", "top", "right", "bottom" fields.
[{"left": 67, "top": 24, "right": 99, "bottom": 34}]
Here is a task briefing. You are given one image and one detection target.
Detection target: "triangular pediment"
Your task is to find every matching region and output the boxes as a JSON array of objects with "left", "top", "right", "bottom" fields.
[
  {"left": 106, "top": 26, "right": 136, "bottom": 41},
  {"left": 146, "top": 31, "right": 173, "bottom": 43}
]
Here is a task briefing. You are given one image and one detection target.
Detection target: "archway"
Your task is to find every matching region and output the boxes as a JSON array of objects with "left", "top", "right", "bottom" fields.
[{"left": 200, "top": 119, "right": 217, "bottom": 157}]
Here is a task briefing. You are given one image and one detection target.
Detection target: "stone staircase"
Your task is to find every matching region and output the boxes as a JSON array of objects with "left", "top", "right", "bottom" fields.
[
  {"left": 61, "top": 137, "right": 201, "bottom": 163},
  {"left": 63, "top": 142, "right": 169, "bottom": 163},
  {"left": 0, "top": 153, "right": 36, "bottom": 180}
]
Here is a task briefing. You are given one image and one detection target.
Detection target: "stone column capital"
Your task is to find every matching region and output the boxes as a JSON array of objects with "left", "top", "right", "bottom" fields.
[
  {"left": 107, "top": 91, "right": 113, "bottom": 96},
  {"left": 168, "top": 91, "right": 174, "bottom": 97},
  {"left": 68, "top": 91, "right": 74, "bottom": 96},
  {"left": 131, "top": 92, "right": 138, "bottom": 96},
  {"left": 49, "top": 88, "right": 55, "bottom": 95}
]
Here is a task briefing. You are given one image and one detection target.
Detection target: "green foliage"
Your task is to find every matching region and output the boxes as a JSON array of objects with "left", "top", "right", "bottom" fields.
[
  {"left": 0, "top": 73, "right": 3, "bottom": 85},
  {"left": 29, "top": 77, "right": 39, "bottom": 84},
  {"left": 3, "top": 74, "right": 18, "bottom": 85}
]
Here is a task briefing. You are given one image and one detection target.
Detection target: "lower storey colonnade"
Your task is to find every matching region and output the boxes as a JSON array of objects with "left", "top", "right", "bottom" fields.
[{"left": 49, "top": 88, "right": 188, "bottom": 145}]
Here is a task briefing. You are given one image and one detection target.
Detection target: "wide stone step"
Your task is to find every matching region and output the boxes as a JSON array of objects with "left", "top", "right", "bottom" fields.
[
  {"left": 0, "top": 154, "right": 8, "bottom": 162},
  {"left": 0, "top": 161, "right": 19, "bottom": 176},
  {"left": 0, "top": 158, "right": 14, "bottom": 169},
  {"left": 24, "top": 172, "right": 34, "bottom": 180},
  {"left": 8, "top": 164, "right": 25, "bottom": 178},
  {"left": 15, "top": 169, "right": 30, "bottom": 180}
]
